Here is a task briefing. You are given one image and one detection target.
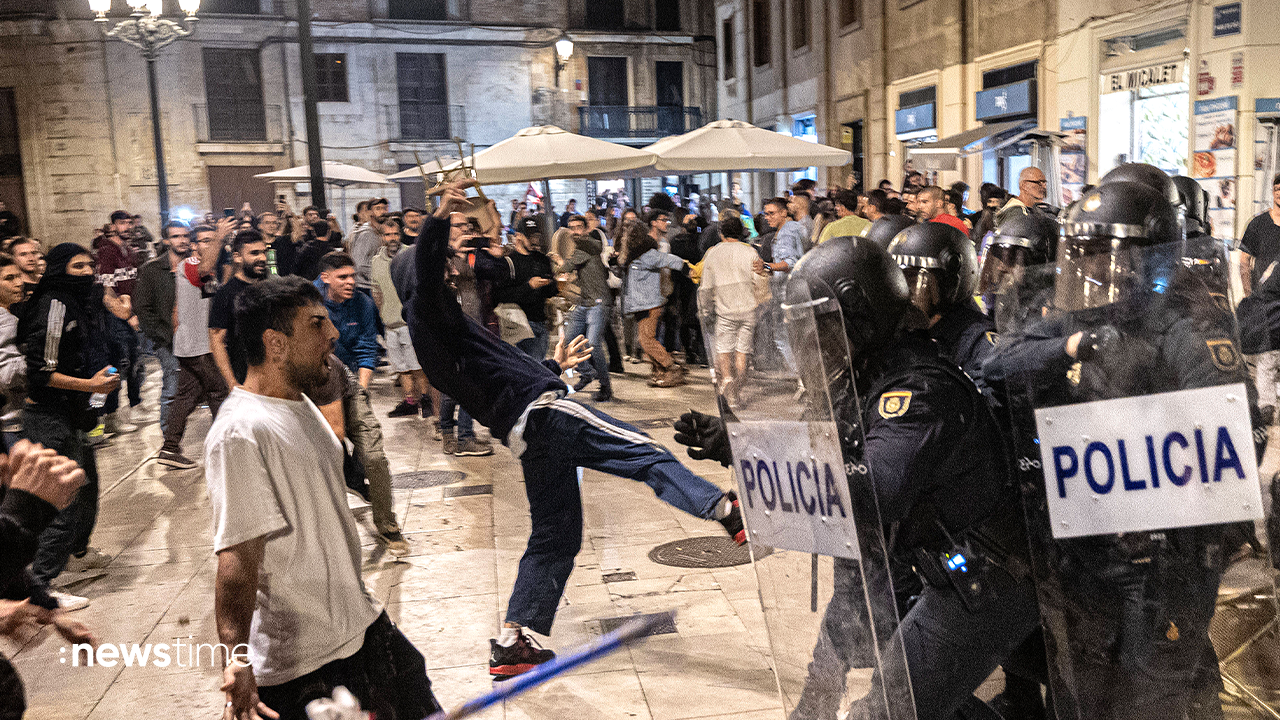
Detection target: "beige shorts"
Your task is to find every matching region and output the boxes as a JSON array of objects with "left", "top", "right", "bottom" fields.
[
  {"left": 384, "top": 325, "right": 421, "bottom": 373},
  {"left": 714, "top": 316, "right": 757, "bottom": 356}
]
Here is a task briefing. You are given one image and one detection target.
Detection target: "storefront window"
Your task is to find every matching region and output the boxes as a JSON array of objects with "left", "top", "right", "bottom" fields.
[{"left": 1099, "top": 81, "right": 1188, "bottom": 176}]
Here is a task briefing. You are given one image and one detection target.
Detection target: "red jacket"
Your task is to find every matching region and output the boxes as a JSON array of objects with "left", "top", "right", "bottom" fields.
[
  {"left": 931, "top": 214, "right": 970, "bottom": 235},
  {"left": 93, "top": 235, "right": 140, "bottom": 298}
]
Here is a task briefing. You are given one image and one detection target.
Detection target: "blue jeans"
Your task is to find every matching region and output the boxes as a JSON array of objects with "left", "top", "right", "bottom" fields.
[
  {"left": 506, "top": 397, "right": 725, "bottom": 634},
  {"left": 104, "top": 317, "right": 143, "bottom": 414},
  {"left": 516, "top": 321, "right": 550, "bottom": 361},
  {"left": 438, "top": 395, "right": 474, "bottom": 440},
  {"left": 22, "top": 408, "right": 101, "bottom": 586},
  {"left": 564, "top": 302, "right": 611, "bottom": 391},
  {"left": 153, "top": 344, "right": 180, "bottom": 431}
]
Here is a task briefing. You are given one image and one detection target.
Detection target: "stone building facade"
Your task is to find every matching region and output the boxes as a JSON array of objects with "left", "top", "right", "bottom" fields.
[
  {"left": 715, "top": 0, "right": 1280, "bottom": 243},
  {"left": 0, "top": 0, "right": 717, "bottom": 243}
]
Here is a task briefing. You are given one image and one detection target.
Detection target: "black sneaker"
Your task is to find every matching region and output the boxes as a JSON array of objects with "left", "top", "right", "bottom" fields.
[
  {"left": 572, "top": 376, "right": 593, "bottom": 393},
  {"left": 157, "top": 450, "right": 197, "bottom": 469},
  {"left": 719, "top": 491, "right": 745, "bottom": 545},
  {"left": 489, "top": 631, "right": 555, "bottom": 680},
  {"left": 593, "top": 388, "right": 613, "bottom": 402},
  {"left": 388, "top": 400, "right": 419, "bottom": 418}
]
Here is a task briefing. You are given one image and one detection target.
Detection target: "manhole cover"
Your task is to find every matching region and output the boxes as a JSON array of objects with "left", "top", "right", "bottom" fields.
[
  {"left": 443, "top": 484, "right": 493, "bottom": 498},
  {"left": 391, "top": 470, "right": 466, "bottom": 489},
  {"left": 595, "top": 612, "right": 677, "bottom": 637},
  {"left": 648, "top": 536, "right": 770, "bottom": 568}
]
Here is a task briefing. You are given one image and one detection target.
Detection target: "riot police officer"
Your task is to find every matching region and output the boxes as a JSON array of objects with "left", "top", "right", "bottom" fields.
[
  {"left": 886, "top": 222, "right": 993, "bottom": 380},
  {"left": 991, "top": 178, "right": 1253, "bottom": 720},
  {"left": 676, "top": 236, "right": 1039, "bottom": 720},
  {"left": 865, "top": 214, "right": 916, "bottom": 251}
]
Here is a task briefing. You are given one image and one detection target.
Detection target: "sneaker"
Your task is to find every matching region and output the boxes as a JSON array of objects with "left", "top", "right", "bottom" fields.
[
  {"left": 593, "top": 388, "right": 614, "bottom": 403},
  {"left": 388, "top": 400, "right": 419, "bottom": 418},
  {"left": 86, "top": 423, "right": 108, "bottom": 447},
  {"left": 489, "top": 631, "right": 555, "bottom": 680},
  {"left": 65, "top": 547, "right": 112, "bottom": 572},
  {"left": 103, "top": 411, "right": 138, "bottom": 435},
  {"left": 346, "top": 487, "right": 371, "bottom": 510},
  {"left": 455, "top": 438, "right": 494, "bottom": 457},
  {"left": 433, "top": 422, "right": 444, "bottom": 441},
  {"left": 157, "top": 450, "right": 197, "bottom": 469},
  {"left": 654, "top": 365, "right": 686, "bottom": 388},
  {"left": 442, "top": 430, "right": 458, "bottom": 455},
  {"left": 719, "top": 491, "right": 746, "bottom": 545},
  {"left": 379, "top": 531, "right": 411, "bottom": 558},
  {"left": 572, "top": 376, "right": 593, "bottom": 393},
  {"left": 647, "top": 367, "right": 666, "bottom": 387},
  {"left": 49, "top": 590, "right": 90, "bottom": 612}
]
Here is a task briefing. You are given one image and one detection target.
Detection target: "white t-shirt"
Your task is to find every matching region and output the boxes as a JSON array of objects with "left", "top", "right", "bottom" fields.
[
  {"left": 173, "top": 256, "right": 212, "bottom": 358},
  {"left": 699, "top": 241, "right": 764, "bottom": 321},
  {"left": 204, "top": 388, "right": 381, "bottom": 686}
]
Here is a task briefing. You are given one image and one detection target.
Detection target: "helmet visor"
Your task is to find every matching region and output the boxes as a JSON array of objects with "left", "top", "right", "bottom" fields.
[
  {"left": 979, "top": 243, "right": 1030, "bottom": 296},
  {"left": 901, "top": 267, "right": 941, "bottom": 317},
  {"left": 1053, "top": 235, "right": 1142, "bottom": 312}
]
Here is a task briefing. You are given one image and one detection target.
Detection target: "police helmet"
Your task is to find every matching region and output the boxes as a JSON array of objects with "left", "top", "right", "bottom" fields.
[
  {"left": 1170, "top": 175, "right": 1209, "bottom": 238},
  {"left": 1099, "top": 162, "right": 1180, "bottom": 207},
  {"left": 785, "top": 236, "right": 914, "bottom": 367},
  {"left": 864, "top": 215, "right": 916, "bottom": 250},
  {"left": 886, "top": 222, "right": 978, "bottom": 317},
  {"left": 978, "top": 211, "right": 1060, "bottom": 296},
  {"left": 1055, "top": 180, "right": 1180, "bottom": 312}
]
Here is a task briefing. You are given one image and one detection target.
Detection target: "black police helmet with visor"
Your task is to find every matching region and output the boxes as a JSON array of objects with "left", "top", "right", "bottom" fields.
[
  {"left": 864, "top": 214, "right": 916, "bottom": 250},
  {"left": 1171, "top": 175, "right": 1209, "bottom": 238},
  {"left": 979, "top": 211, "right": 1060, "bottom": 296},
  {"left": 1055, "top": 180, "right": 1181, "bottom": 314},
  {"left": 1099, "top": 162, "right": 1181, "bottom": 208},
  {"left": 783, "top": 237, "right": 915, "bottom": 397},
  {"left": 885, "top": 222, "right": 978, "bottom": 319}
]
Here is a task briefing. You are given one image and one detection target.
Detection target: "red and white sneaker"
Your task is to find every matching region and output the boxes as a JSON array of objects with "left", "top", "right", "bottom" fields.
[
  {"left": 718, "top": 491, "right": 745, "bottom": 545},
  {"left": 489, "top": 630, "right": 555, "bottom": 681}
]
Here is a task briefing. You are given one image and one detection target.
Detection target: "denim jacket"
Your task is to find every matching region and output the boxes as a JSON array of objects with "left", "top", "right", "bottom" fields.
[{"left": 622, "top": 248, "right": 685, "bottom": 314}]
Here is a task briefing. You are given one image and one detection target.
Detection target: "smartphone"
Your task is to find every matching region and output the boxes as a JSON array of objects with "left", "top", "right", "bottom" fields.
[{"left": 223, "top": 208, "right": 235, "bottom": 218}]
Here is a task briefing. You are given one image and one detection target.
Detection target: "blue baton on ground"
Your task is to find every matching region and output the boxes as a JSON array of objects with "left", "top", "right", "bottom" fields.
[{"left": 428, "top": 611, "right": 674, "bottom": 720}]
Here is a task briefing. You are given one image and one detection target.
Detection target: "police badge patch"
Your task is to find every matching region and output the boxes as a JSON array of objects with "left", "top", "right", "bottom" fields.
[
  {"left": 1206, "top": 339, "right": 1240, "bottom": 371},
  {"left": 878, "top": 391, "right": 912, "bottom": 419}
]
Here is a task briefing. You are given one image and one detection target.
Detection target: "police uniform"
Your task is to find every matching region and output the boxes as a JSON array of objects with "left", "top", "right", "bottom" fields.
[
  {"left": 990, "top": 178, "right": 1257, "bottom": 720},
  {"left": 928, "top": 298, "right": 998, "bottom": 384},
  {"left": 796, "top": 332, "right": 1040, "bottom": 720}
]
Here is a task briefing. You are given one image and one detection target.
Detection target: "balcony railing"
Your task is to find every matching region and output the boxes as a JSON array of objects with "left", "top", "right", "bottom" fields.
[
  {"left": 194, "top": 104, "right": 284, "bottom": 144},
  {"left": 578, "top": 106, "right": 702, "bottom": 139}
]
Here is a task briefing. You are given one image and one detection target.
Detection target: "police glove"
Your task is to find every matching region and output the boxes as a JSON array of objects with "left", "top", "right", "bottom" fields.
[
  {"left": 1074, "top": 325, "right": 1121, "bottom": 363},
  {"left": 674, "top": 410, "right": 732, "bottom": 466}
]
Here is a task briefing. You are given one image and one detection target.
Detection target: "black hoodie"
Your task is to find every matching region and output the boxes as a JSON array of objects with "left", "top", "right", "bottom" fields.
[{"left": 410, "top": 216, "right": 566, "bottom": 443}]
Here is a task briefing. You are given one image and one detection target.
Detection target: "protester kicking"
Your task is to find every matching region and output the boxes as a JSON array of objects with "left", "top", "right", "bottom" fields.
[{"left": 407, "top": 181, "right": 744, "bottom": 681}]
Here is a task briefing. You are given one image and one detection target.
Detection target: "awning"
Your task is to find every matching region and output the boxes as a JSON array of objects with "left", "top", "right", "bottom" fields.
[{"left": 907, "top": 119, "right": 1034, "bottom": 171}]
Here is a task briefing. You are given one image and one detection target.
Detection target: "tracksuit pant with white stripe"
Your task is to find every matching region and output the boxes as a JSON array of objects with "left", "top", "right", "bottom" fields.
[{"left": 508, "top": 397, "right": 725, "bottom": 635}]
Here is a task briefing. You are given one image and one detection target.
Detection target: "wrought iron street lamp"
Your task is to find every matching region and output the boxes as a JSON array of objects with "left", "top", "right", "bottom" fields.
[{"left": 89, "top": 0, "right": 199, "bottom": 224}]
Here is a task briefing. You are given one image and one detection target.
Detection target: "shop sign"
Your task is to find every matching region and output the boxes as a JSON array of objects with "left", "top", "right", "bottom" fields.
[
  {"left": 1102, "top": 61, "right": 1183, "bottom": 94},
  {"left": 894, "top": 103, "right": 935, "bottom": 136},
  {"left": 1059, "top": 117, "right": 1087, "bottom": 206},
  {"left": 1213, "top": 3, "right": 1242, "bottom": 38},
  {"left": 1256, "top": 98, "right": 1280, "bottom": 115},
  {"left": 1193, "top": 96, "right": 1237, "bottom": 241},
  {"left": 1231, "top": 52, "right": 1243, "bottom": 88},
  {"left": 975, "top": 79, "right": 1035, "bottom": 121},
  {"left": 1197, "top": 60, "right": 1215, "bottom": 97}
]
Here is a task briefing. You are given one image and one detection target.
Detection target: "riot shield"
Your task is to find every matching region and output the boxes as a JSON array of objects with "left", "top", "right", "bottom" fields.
[
  {"left": 698, "top": 278, "right": 917, "bottom": 720},
  {"left": 1000, "top": 239, "right": 1280, "bottom": 719}
]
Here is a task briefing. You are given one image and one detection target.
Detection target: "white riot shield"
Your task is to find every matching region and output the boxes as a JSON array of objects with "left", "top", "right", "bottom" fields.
[
  {"left": 699, "top": 278, "right": 917, "bottom": 720},
  {"left": 1000, "top": 239, "right": 1280, "bottom": 719}
]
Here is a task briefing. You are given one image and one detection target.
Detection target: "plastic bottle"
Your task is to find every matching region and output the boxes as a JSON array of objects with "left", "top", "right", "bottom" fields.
[{"left": 89, "top": 366, "right": 118, "bottom": 409}]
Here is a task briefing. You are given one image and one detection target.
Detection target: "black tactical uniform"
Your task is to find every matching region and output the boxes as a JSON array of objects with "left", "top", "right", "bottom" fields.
[{"left": 993, "top": 178, "right": 1256, "bottom": 720}]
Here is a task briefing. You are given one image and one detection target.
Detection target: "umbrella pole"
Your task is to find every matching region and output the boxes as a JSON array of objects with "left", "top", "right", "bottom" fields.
[{"left": 340, "top": 185, "right": 348, "bottom": 232}]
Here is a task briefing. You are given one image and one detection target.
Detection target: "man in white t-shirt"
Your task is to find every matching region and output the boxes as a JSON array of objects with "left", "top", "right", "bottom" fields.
[
  {"left": 698, "top": 216, "right": 767, "bottom": 406},
  {"left": 206, "top": 276, "right": 438, "bottom": 720}
]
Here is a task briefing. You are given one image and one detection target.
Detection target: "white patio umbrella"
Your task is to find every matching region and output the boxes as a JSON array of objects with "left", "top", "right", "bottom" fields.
[
  {"left": 255, "top": 162, "right": 393, "bottom": 224},
  {"left": 651, "top": 119, "right": 851, "bottom": 172},
  {"left": 386, "top": 156, "right": 461, "bottom": 182},
  {"left": 422, "top": 125, "right": 657, "bottom": 185}
]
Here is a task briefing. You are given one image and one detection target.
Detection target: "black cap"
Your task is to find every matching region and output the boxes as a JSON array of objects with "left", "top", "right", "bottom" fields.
[
  {"left": 110, "top": 210, "right": 131, "bottom": 222},
  {"left": 516, "top": 217, "right": 542, "bottom": 237}
]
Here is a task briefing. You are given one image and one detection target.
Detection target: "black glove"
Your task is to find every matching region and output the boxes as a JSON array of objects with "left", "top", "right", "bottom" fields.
[
  {"left": 673, "top": 410, "right": 732, "bottom": 466},
  {"left": 1074, "top": 325, "right": 1121, "bottom": 363}
]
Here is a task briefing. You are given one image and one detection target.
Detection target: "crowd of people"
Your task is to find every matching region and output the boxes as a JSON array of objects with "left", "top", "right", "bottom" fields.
[{"left": 0, "top": 155, "right": 1278, "bottom": 720}]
